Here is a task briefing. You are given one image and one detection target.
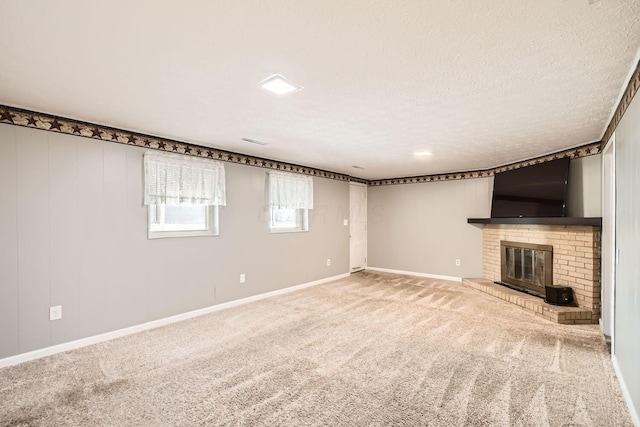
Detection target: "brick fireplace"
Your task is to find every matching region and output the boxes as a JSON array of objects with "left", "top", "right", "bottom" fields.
[{"left": 481, "top": 224, "right": 601, "bottom": 323}]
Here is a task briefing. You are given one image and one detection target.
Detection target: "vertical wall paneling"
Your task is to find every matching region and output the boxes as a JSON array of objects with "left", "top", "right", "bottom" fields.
[
  {"left": 124, "top": 146, "right": 151, "bottom": 326},
  {"left": 302, "top": 175, "right": 350, "bottom": 283},
  {"left": 0, "top": 124, "right": 19, "bottom": 357},
  {"left": 214, "top": 165, "right": 350, "bottom": 304},
  {"left": 137, "top": 147, "right": 221, "bottom": 321},
  {"left": 16, "top": 128, "right": 51, "bottom": 353},
  {"left": 614, "top": 89, "right": 640, "bottom": 423},
  {"left": 76, "top": 139, "right": 107, "bottom": 338},
  {"left": 102, "top": 143, "right": 131, "bottom": 330},
  {"left": 0, "top": 126, "right": 350, "bottom": 360},
  {"left": 210, "top": 163, "right": 264, "bottom": 305},
  {"left": 48, "top": 133, "right": 80, "bottom": 345}
]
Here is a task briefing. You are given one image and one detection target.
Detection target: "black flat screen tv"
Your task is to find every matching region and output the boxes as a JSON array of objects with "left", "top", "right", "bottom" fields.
[{"left": 490, "top": 157, "right": 570, "bottom": 218}]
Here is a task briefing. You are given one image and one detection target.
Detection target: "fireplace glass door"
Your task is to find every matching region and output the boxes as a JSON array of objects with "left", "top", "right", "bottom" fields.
[{"left": 500, "top": 241, "right": 553, "bottom": 296}]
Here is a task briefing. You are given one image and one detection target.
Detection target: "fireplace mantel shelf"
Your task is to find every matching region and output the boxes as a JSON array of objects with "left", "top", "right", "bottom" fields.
[{"left": 467, "top": 217, "right": 602, "bottom": 226}]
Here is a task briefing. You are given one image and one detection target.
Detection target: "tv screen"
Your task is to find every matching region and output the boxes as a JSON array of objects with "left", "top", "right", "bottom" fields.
[{"left": 491, "top": 157, "right": 570, "bottom": 218}]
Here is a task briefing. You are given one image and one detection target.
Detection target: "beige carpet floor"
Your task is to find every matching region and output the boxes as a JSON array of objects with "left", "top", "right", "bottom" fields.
[{"left": 0, "top": 271, "right": 633, "bottom": 426}]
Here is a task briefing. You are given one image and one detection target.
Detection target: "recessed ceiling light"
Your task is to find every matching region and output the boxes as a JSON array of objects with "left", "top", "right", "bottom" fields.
[
  {"left": 414, "top": 151, "right": 433, "bottom": 157},
  {"left": 241, "top": 137, "right": 268, "bottom": 146},
  {"left": 259, "top": 74, "right": 303, "bottom": 95}
]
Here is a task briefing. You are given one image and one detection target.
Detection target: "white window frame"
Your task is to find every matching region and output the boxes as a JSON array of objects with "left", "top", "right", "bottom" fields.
[
  {"left": 148, "top": 204, "right": 219, "bottom": 239},
  {"left": 270, "top": 207, "right": 309, "bottom": 233},
  {"left": 267, "top": 171, "right": 313, "bottom": 234}
]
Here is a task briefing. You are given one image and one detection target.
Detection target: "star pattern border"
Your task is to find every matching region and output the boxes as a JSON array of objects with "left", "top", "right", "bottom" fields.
[
  {"left": 1, "top": 53, "right": 638, "bottom": 191},
  {"left": 601, "top": 59, "right": 640, "bottom": 147},
  {"left": 0, "top": 105, "right": 352, "bottom": 182},
  {"left": 0, "top": 104, "right": 607, "bottom": 186},
  {"left": 368, "top": 142, "right": 602, "bottom": 186}
]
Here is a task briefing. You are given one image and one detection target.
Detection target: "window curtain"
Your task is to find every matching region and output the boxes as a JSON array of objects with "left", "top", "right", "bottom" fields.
[
  {"left": 268, "top": 171, "right": 313, "bottom": 210},
  {"left": 144, "top": 152, "right": 226, "bottom": 206}
]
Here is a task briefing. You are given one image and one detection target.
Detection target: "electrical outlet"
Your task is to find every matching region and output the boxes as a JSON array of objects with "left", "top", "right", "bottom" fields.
[
  {"left": 50, "top": 305, "right": 62, "bottom": 321},
  {"left": 240, "top": 274, "right": 246, "bottom": 283},
  {"left": 327, "top": 259, "right": 331, "bottom": 266},
  {"left": 455, "top": 259, "right": 461, "bottom": 267},
  {"left": 343, "top": 219, "right": 348, "bottom": 226}
]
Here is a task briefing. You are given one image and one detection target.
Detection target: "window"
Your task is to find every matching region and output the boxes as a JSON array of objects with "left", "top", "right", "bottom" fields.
[
  {"left": 148, "top": 204, "right": 218, "bottom": 238},
  {"left": 270, "top": 207, "right": 308, "bottom": 233},
  {"left": 144, "top": 151, "right": 226, "bottom": 239},
  {"left": 268, "top": 171, "right": 313, "bottom": 233}
]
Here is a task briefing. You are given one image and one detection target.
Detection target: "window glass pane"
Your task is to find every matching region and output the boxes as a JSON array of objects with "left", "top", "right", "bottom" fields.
[
  {"left": 270, "top": 208, "right": 308, "bottom": 233},
  {"left": 514, "top": 248, "right": 523, "bottom": 279},
  {"left": 163, "top": 205, "right": 206, "bottom": 229},
  {"left": 534, "top": 250, "right": 546, "bottom": 286},
  {"left": 523, "top": 249, "right": 533, "bottom": 282},
  {"left": 149, "top": 204, "right": 214, "bottom": 234},
  {"left": 272, "top": 208, "right": 299, "bottom": 229},
  {"left": 506, "top": 247, "right": 514, "bottom": 280}
]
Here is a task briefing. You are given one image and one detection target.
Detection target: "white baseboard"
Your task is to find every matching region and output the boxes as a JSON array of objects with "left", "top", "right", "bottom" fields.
[
  {"left": 365, "top": 267, "right": 462, "bottom": 282},
  {"left": 612, "top": 354, "right": 640, "bottom": 427},
  {"left": 0, "top": 272, "right": 350, "bottom": 369}
]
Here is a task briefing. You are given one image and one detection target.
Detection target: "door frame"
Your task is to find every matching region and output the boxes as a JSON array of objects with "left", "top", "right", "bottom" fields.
[
  {"left": 349, "top": 182, "right": 367, "bottom": 272},
  {"left": 601, "top": 133, "right": 616, "bottom": 347}
]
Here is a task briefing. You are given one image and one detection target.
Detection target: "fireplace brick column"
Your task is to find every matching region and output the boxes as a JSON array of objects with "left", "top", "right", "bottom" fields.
[{"left": 482, "top": 224, "right": 601, "bottom": 322}]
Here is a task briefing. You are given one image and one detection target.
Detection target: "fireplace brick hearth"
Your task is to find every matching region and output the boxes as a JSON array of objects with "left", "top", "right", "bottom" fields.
[{"left": 478, "top": 224, "right": 601, "bottom": 323}]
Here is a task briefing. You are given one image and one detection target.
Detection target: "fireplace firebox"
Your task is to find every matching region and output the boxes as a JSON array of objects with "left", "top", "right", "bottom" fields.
[{"left": 500, "top": 241, "right": 553, "bottom": 297}]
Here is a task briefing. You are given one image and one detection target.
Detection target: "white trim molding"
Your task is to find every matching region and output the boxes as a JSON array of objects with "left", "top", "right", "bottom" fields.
[
  {"left": 612, "top": 355, "right": 640, "bottom": 427},
  {"left": 0, "top": 273, "right": 350, "bottom": 369},
  {"left": 365, "top": 267, "right": 462, "bottom": 282}
]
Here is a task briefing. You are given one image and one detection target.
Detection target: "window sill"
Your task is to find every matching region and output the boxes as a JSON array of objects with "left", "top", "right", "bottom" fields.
[
  {"left": 269, "top": 228, "right": 308, "bottom": 234},
  {"left": 148, "top": 230, "right": 218, "bottom": 239}
]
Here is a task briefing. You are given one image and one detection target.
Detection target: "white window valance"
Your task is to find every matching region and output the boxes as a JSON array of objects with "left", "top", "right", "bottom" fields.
[
  {"left": 144, "top": 152, "right": 226, "bottom": 206},
  {"left": 268, "top": 171, "right": 313, "bottom": 210}
]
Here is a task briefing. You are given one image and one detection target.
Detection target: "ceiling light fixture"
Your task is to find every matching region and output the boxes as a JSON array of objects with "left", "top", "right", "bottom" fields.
[
  {"left": 259, "top": 74, "right": 303, "bottom": 95},
  {"left": 414, "top": 151, "right": 433, "bottom": 157},
  {"left": 241, "top": 137, "right": 268, "bottom": 146},
  {"left": 351, "top": 165, "right": 365, "bottom": 169}
]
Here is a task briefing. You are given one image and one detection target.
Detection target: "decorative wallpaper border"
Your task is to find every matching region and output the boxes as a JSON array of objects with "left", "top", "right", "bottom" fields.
[
  {"left": 601, "top": 58, "right": 640, "bottom": 147},
  {"left": 0, "top": 96, "right": 620, "bottom": 187},
  {"left": 368, "top": 142, "right": 602, "bottom": 186},
  {"left": 368, "top": 57, "right": 638, "bottom": 186},
  {"left": 348, "top": 177, "right": 369, "bottom": 185},
  {"left": 369, "top": 169, "right": 492, "bottom": 186},
  {"left": 0, "top": 105, "right": 353, "bottom": 182}
]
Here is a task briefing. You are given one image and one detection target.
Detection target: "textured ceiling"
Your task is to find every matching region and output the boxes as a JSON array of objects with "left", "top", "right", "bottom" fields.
[{"left": 1, "top": 1, "right": 639, "bottom": 179}]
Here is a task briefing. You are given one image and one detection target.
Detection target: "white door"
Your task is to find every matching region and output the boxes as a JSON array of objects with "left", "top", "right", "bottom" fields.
[
  {"left": 601, "top": 134, "right": 615, "bottom": 340},
  {"left": 350, "top": 183, "right": 367, "bottom": 272}
]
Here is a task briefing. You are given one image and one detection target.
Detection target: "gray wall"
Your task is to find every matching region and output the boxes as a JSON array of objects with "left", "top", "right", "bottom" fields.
[
  {"left": 567, "top": 154, "right": 602, "bottom": 217},
  {"left": 367, "top": 157, "right": 603, "bottom": 280},
  {"left": 367, "top": 177, "right": 492, "bottom": 278},
  {"left": 614, "top": 92, "right": 640, "bottom": 420},
  {"left": 0, "top": 124, "right": 350, "bottom": 359}
]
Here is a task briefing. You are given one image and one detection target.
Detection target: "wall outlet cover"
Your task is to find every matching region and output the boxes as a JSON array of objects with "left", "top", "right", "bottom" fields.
[
  {"left": 240, "top": 274, "right": 246, "bottom": 283},
  {"left": 50, "top": 305, "right": 62, "bottom": 321},
  {"left": 327, "top": 259, "right": 331, "bottom": 266}
]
